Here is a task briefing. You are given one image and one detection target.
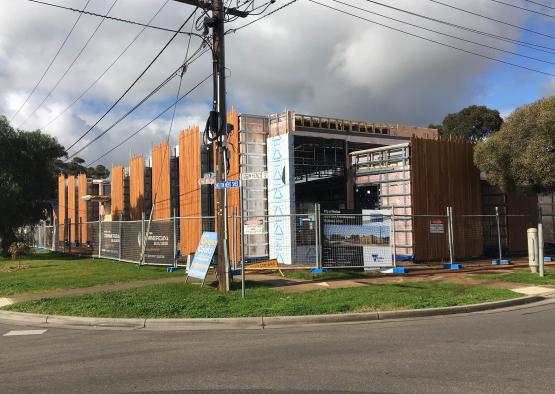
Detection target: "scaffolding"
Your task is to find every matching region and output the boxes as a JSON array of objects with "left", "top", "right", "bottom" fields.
[
  {"left": 239, "top": 114, "right": 270, "bottom": 261},
  {"left": 351, "top": 143, "right": 413, "bottom": 257}
]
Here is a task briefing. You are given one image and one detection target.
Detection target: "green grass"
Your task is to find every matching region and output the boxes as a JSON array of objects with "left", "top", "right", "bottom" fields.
[
  {"left": 282, "top": 270, "right": 380, "bottom": 281},
  {"left": 473, "top": 271, "right": 555, "bottom": 286},
  {"left": 3, "top": 281, "right": 519, "bottom": 318},
  {"left": 0, "top": 252, "right": 181, "bottom": 297}
]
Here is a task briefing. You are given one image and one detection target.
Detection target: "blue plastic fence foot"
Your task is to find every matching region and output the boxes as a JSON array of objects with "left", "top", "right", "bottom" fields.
[
  {"left": 309, "top": 268, "right": 328, "bottom": 274},
  {"left": 231, "top": 269, "right": 242, "bottom": 276},
  {"left": 166, "top": 266, "right": 184, "bottom": 273},
  {"left": 443, "top": 263, "right": 462, "bottom": 270},
  {"left": 491, "top": 259, "right": 511, "bottom": 265},
  {"left": 545, "top": 256, "right": 553, "bottom": 262},
  {"left": 392, "top": 267, "right": 406, "bottom": 274}
]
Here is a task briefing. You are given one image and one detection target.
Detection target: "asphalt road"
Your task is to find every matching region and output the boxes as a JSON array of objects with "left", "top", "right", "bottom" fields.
[{"left": 1, "top": 301, "right": 555, "bottom": 393}]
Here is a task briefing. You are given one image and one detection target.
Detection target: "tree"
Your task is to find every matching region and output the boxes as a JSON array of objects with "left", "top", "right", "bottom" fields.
[
  {"left": 474, "top": 96, "right": 555, "bottom": 194},
  {"left": 437, "top": 105, "right": 503, "bottom": 142},
  {"left": 0, "top": 117, "right": 66, "bottom": 255},
  {"left": 55, "top": 157, "right": 110, "bottom": 179}
]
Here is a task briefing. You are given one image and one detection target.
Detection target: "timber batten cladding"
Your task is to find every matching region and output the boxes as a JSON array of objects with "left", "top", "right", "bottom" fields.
[
  {"left": 151, "top": 143, "right": 172, "bottom": 219},
  {"left": 410, "top": 137, "right": 482, "bottom": 261},
  {"left": 129, "top": 155, "right": 151, "bottom": 220},
  {"left": 67, "top": 175, "right": 77, "bottom": 244},
  {"left": 110, "top": 164, "right": 126, "bottom": 220},
  {"left": 178, "top": 126, "right": 202, "bottom": 256},
  {"left": 57, "top": 174, "right": 66, "bottom": 242}
]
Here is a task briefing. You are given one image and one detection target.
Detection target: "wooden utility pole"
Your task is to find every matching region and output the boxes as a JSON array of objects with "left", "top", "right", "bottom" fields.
[
  {"left": 173, "top": 0, "right": 248, "bottom": 291},
  {"left": 212, "top": 0, "right": 228, "bottom": 291}
]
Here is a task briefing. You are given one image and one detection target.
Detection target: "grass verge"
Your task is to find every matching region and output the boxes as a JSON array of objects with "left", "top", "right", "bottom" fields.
[
  {"left": 0, "top": 251, "right": 180, "bottom": 297},
  {"left": 3, "top": 281, "right": 519, "bottom": 318},
  {"left": 473, "top": 271, "right": 555, "bottom": 286}
]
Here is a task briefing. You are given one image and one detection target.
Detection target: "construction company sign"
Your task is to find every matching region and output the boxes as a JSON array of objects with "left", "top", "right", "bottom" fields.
[
  {"left": 134, "top": 221, "right": 173, "bottom": 264},
  {"left": 100, "top": 222, "right": 120, "bottom": 259},
  {"left": 266, "top": 134, "right": 296, "bottom": 264}
]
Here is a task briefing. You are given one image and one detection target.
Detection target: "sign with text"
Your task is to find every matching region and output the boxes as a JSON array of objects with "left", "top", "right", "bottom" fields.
[
  {"left": 241, "top": 171, "right": 268, "bottom": 181},
  {"left": 214, "top": 180, "right": 241, "bottom": 189},
  {"left": 187, "top": 232, "right": 217, "bottom": 281},
  {"left": 430, "top": 219, "right": 445, "bottom": 234}
]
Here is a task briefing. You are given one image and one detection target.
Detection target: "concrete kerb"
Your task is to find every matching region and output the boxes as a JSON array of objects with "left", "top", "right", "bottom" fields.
[{"left": 0, "top": 295, "right": 545, "bottom": 330}]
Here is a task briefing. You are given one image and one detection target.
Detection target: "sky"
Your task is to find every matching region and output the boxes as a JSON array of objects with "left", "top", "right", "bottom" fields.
[{"left": 1, "top": 0, "right": 554, "bottom": 167}]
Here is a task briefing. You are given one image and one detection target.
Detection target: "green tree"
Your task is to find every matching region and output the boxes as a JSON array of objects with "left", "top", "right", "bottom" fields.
[
  {"left": 0, "top": 117, "right": 66, "bottom": 255},
  {"left": 437, "top": 105, "right": 503, "bottom": 142},
  {"left": 55, "top": 157, "right": 110, "bottom": 179},
  {"left": 474, "top": 96, "right": 555, "bottom": 193}
]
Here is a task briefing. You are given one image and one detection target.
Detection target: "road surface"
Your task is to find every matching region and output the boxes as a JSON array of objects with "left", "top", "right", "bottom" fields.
[{"left": 1, "top": 300, "right": 554, "bottom": 393}]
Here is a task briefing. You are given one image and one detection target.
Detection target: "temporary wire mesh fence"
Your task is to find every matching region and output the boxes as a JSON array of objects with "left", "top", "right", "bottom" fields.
[{"left": 29, "top": 207, "right": 543, "bottom": 268}]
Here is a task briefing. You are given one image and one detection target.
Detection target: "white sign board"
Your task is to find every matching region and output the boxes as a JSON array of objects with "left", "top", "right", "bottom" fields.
[
  {"left": 198, "top": 177, "right": 215, "bottom": 185},
  {"left": 244, "top": 224, "right": 265, "bottom": 235},
  {"left": 241, "top": 171, "right": 268, "bottom": 181},
  {"left": 430, "top": 219, "right": 445, "bottom": 234}
]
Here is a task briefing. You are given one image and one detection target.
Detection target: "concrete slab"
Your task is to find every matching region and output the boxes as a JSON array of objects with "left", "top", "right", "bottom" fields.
[
  {"left": 512, "top": 286, "right": 555, "bottom": 296},
  {"left": 0, "top": 298, "right": 14, "bottom": 307}
]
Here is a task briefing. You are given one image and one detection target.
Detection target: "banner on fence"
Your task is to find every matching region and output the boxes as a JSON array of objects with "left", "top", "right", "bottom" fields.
[{"left": 322, "top": 209, "right": 392, "bottom": 269}]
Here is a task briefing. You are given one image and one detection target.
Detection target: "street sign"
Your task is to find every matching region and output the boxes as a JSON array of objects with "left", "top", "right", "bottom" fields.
[
  {"left": 214, "top": 180, "right": 241, "bottom": 189},
  {"left": 198, "top": 177, "right": 216, "bottom": 185},
  {"left": 241, "top": 171, "right": 268, "bottom": 181},
  {"left": 186, "top": 232, "right": 217, "bottom": 282}
]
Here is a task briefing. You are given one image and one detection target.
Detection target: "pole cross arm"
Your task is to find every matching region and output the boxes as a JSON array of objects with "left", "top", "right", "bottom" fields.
[{"left": 172, "top": 0, "right": 250, "bottom": 17}]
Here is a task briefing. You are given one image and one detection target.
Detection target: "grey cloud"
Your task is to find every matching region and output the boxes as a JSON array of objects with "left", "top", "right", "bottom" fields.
[{"left": 0, "top": 0, "right": 546, "bottom": 166}]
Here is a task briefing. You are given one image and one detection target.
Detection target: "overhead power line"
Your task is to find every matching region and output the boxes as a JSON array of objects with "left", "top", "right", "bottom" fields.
[
  {"left": 27, "top": 0, "right": 204, "bottom": 39},
  {"left": 309, "top": 0, "right": 555, "bottom": 77},
  {"left": 228, "top": 0, "right": 298, "bottom": 32},
  {"left": 9, "top": 0, "right": 92, "bottom": 123},
  {"left": 523, "top": 0, "right": 555, "bottom": 11},
  {"left": 65, "top": 8, "right": 199, "bottom": 153},
  {"left": 68, "top": 42, "right": 208, "bottom": 160},
  {"left": 87, "top": 73, "right": 212, "bottom": 166},
  {"left": 18, "top": 0, "right": 120, "bottom": 129},
  {"left": 363, "top": 0, "right": 555, "bottom": 54},
  {"left": 41, "top": 0, "right": 171, "bottom": 130},
  {"left": 488, "top": 0, "right": 555, "bottom": 19},
  {"left": 428, "top": 0, "right": 555, "bottom": 40},
  {"left": 333, "top": 0, "right": 555, "bottom": 66}
]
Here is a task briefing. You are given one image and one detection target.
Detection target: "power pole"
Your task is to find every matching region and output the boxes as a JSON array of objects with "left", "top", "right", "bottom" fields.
[
  {"left": 212, "top": 0, "right": 228, "bottom": 292},
  {"left": 173, "top": 0, "right": 248, "bottom": 291}
]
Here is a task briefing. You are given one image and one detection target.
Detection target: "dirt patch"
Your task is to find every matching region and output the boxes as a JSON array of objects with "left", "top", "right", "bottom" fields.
[{"left": 1, "top": 265, "right": 31, "bottom": 273}]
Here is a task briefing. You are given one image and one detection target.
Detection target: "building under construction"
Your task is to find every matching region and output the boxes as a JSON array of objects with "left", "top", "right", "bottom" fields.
[{"left": 54, "top": 108, "right": 547, "bottom": 266}]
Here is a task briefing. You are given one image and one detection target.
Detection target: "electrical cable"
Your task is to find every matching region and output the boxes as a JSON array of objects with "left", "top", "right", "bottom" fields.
[
  {"left": 523, "top": 0, "right": 555, "bottom": 11},
  {"left": 17, "top": 0, "right": 120, "bottom": 129},
  {"left": 41, "top": 0, "right": 171, "bottom": 130},
  {"left": 333, "top": 0, "right": 555, "bottom": 66},
  {"left": 309, "top": 0, "right": 555, "bottom": 77},
  {"left": 228, "top": 0, "right": 297, "bottom": 33},
  {"left": 87, "top": 73, "right": 212, "bottom": 166},
  {"left": 68, "top": 45, "right": 206, "bottom": 160},
  {"left": 363, "top": 0, "right": 555, "bottom": 54},
  {"left": 428, "top": 0, "right": 555, "bottom": 40},
  {"left": 9, "top": 0, "right": 92, "bottom": 123},
  {"left": 64, "top": 8, "right": 199, "bottom": 153},
  {"left": 26, "top": 0, "right": 205, "bottom": 40},
  {"left": 488, "top": 0, "right": 555, "bottom": 20}
]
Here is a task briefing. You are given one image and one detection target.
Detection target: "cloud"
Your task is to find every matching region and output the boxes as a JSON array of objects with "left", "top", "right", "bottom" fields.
[{"left": 0, "top": 0, "right": 546, "bottom": 166}]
